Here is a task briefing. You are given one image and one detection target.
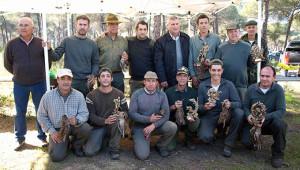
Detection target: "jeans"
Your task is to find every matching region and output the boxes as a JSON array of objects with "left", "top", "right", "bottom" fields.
[{"left": 14, "top": 80, "right": 47, "bottom": 142}]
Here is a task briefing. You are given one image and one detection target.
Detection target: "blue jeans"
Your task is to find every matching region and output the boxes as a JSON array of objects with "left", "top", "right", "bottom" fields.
[{"left": 14, "top": 80, "right": 47, "bottom": 142}]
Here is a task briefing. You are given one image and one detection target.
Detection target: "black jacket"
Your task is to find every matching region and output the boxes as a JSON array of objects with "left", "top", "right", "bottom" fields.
[{"left": 154, "top": 31, "right": 190, "bottom": 87}]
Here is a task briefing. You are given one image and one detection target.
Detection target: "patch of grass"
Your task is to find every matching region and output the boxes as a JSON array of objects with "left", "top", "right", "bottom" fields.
[{"left": 0, "top": 93, "right": 14, "bottom": 107}]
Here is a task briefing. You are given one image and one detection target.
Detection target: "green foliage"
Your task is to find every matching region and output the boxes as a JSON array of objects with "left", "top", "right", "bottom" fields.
[
  {"left": 240, "top": 1, "right": 258, "bottom": 19},
  {"left": 0, "top": 93, "right": 14, "bottom": 107},
  {"left": 269, "top": 58, "right": 279, "bottom": 73}
]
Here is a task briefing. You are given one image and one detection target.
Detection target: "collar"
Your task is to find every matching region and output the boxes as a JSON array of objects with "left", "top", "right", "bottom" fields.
[
  {"left": 56, "top": 87, "right": 73, "bottom": 97},
  {"left": 169, "top": 32, "right": 180, "bottom": 41},
  {"left": 175, "top": 85, "right": 187, "bottom": 92},
  {"left": 198, "top": 30, "right": 211, "bottom": 40},
  {"left": 255, "top": 81, "right": 276, "bottom": 93},
  {"left": 75, "top": 34, "right": 87, "bottom": 40},
  {"left": 144, "top": 87, "right": 156, "bottom": 95},
  {"left": 106, "top": 33, "right": 118, "bottom": 41},
  {"left": 204, "top": 78, "right": 225, "bottom": 88},
  {"left": 20, "top": 35, "right": 34, "bottom": 45}
]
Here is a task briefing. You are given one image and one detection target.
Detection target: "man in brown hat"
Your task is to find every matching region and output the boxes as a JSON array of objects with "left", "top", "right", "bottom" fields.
[
  {"left": 214, "top": 23, "right": 254, "bottom": 102},
  {"left": 95, "top": 14, "right": 128, "bottom": 92},
  {"left": 129, "top": 71, "right": 177, "bottom": 160}
]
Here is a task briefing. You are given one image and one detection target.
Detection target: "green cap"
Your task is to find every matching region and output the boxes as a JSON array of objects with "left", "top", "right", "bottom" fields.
[
  {"left": 177, "top": 66, "right": 189, "bottom": 75},
  {"left": 245, "top": 20, "right": 257, "bottom": 26},
  {"left": 226, "top": 22, "right": 240, "bottom": 30},
  {"left": 210, "top": 59, "right": 223, "bottom": 66}
]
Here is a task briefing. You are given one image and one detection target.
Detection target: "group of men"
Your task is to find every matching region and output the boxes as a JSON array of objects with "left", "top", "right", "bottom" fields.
[{"left": 4, "top": 13, "right": 287, "bottom": 168}]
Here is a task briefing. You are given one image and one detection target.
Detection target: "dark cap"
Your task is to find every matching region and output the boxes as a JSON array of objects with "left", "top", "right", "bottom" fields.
[
  {"left": 99, "top": 68, "right": 112, "bottom": 76},
  {"left": 226, "top": 22, "right": 240, "bottom": 30},
  {"left": 210, "top": 59, "right": 223, "bottom": 66},
  {"left": 177, "top": 66, "right": 189, "bottom": 75},
  {"left": 245, "top": 20, "right": 257, "bottom": 26}
]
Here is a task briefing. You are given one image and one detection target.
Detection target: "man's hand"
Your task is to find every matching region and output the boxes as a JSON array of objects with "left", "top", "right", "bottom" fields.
[
  {"left": 253, "top": 55, "right": 265, "bottom": 64},
  {"left": 100, "top": 31, "right": 108, "bottom": 38},
  {"left": 160, "top": 81, "right": 168, "bottom": 88},
  {"left": 192, "top": 76, "right": 199, "bottom": 89},
  {"left": 121, "top": 52, "right": 129, "bottom": 65},
  {"left": 50, "top": 131, "right": 62, "bottom": 144},
  {"left": 42, "top": 41, "right": 51, "bottom": 50},
  {"left": 174, "top": 100, "right": 183, "bottom": 109},
  {"left": 247, "top": 114, "right": 265, "bottom": 127},
  {"left": 143, "top": 124, "right": 155, "bottom": 136},
  {"left": 87, "top": 75, "right": 95, "bottom": 85},
  {"left": 204, "top": 102, "right": 214, "bottom": 111},
  {"left": 150, "top": 113, "right": 162, "bottom": 123},
  {"left": 204, "top": 59, "right": 211, "bottom": 68},
  {"left": 105, "top": 115, "right": 117, "bottom": 125},
  {"left": 223, "top": 99, "right": 231, "bottom": 109},
  {"left": 68, "top": 117, "right": 77, "bottom": 126}
]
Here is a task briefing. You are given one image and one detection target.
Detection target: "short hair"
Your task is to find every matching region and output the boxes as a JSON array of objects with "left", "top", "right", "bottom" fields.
[
  {"left": 98, "top": 68, "right": 112, "bottom": 77},
  {"left": 197, "top": 14, "right": 209, "bottom": 24},
  {"left": 76, "top": 15, "right": 90, "bottom": 25},
  {"left": 18, "top": 17, "right": 34, "bottom": 26},
  {"left": 136, "top": 20, "right": 148, "bottom": 30},
  {"left": 209, "top": 59, "right": 223, "bottom": 69},
  {"left": 261, "top": 65, "right": 276, "bottom": 77},
  {"left": 167, "top": 16, "right": 179, "bottom": 24}
]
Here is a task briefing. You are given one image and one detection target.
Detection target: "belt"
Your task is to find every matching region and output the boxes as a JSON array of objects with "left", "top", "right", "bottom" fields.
[{"left": 112, "top": 71, "right": 122, "bottom": 74}]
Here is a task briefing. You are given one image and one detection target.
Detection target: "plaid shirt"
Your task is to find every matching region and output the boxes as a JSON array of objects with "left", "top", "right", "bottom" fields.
[{"left": 37, "top": 88, "right": 89, "bottom": 134}]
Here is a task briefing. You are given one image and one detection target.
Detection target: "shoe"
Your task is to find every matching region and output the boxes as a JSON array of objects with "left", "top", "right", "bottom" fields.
[
  {"left": 223, "top": 145, "right": 232, "bottom": 158},
  {"left": 110, "top": 151, "right": 120, "bottom": 160},
  {"left": 185, "top": 140, "right": 196, "bottom": 150},
  {"left": 40, "top": 139, "right": 49, "bottom": 148},
  {"left": 272, "top": 158, "right": 283, "bottom": 168},
  {"left": 14, "top": 141, "right": 25, "bottom": 151},
  {"left": 205, "top": 141, "right": 213, "bottom": 146},
  {"left": 73, "top": 149, "right": 85, "bottom": 157},
  {"left": 155, "top": 145, "right": 169, "bottom": 157}
]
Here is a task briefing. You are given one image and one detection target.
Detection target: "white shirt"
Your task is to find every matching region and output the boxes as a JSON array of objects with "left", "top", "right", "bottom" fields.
[{"left": 259, "top": 87, "right": 270, "bottom": 94}]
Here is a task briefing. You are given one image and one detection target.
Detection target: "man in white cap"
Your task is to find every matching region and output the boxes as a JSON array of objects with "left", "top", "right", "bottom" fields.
[
  {"left": 129, "top": 71, "right": 177, "bottom": 160},
  {"left": 37, "top": 69, "right": 91, "bottom": 162},
  {"left": 95, "top": 14, "right": 128, "bottom": 92}
]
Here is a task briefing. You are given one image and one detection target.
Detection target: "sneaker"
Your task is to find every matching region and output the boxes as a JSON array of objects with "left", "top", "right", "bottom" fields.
[
  {"left": 155, "top": 145, "right": 169, "bottom": 157},
  {"left": 272, "top": 158, "right": 283, "bottom": 168},
  {"left": 14, "top": 141, "right": 25, "bottom": 151},
  {"left": 40, "top": 139, "right": 49, "bottom": 148},
  {"left": 110, "top": 151, "right": 120, "bottom": 160},
  {"left": 185, "top": 140, "right": 196, "bottom": 150},
  {"left": 73, "top": 149, "right": 85, "bottom": 157},
  {"left": 223, "top": 145, "right": 232, "bottom": 158}
]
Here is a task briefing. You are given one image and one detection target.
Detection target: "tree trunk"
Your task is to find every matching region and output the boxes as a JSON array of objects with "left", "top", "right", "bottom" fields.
[
  {"left": 58, "top": 19, "right": 61, "bottom": 43},
  {"left": 71, "top": 14, "right": 74, "bottom": 35},
  {"left": 149, "top": 13, "right": 152, "bottom": 38},
  {"left": 100, "top": 14, "right": 106, "bottom": 32},
  {"left": 162, "top": 15, "right": 166, "bottom": 34},
  {"left": 24, "top": 13, "right": 30, "bottom": 17},
  {"left": 262, "top": 0, "right": 269, "bottom": 40},
  {"left": 1, "top": 20, "right": 6, "bottom": 46},
  {"left": 2, "top": 16, "right": 8, "bottom": 42},
  {"left": 214, "top": 13, "right": 219, "bottom": 35},
  {"left": 36, "top": 13, "right": 42, "bottom": 37},
  {"left": 153, "top": 14, "right": 161, "bottom": 40},
  {"left": 283, "top": 6, "right": 296, "bottom": 49}
]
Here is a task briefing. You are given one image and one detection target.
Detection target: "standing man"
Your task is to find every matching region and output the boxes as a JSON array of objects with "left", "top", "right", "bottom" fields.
[
  {"left": 84, "top": 68, "right": 128, "bottom": 160},
  {"left": 155, "top": 16, "right": 190, "bottom": 89},
  {"left": 188, "top": 14, "right": 221, "bottom": 88},
  {"left": 129, "top": 71, "right": 177, "bottom": 160},
  {"left": 47, "top": 15, "right": 100, "bottom": 97},
  {"left": 4, "top": 17, "right": 53, "bottom": 150},
  {"left": 165, "top": 66, "right": 200, "bottom": 151},
  {"left": 126, "top": 21, "right": 156, "bottom": 96},
  {"left": 197, "top": 59, "right": 243, "bottom": 157},
  {"left": 214, "top": 23, "right": 254, "bottom": 102},
  {"left": 95, "top": 14, "right": 128, "bottom": 92},
  {"left": 37, "top": 69, "right": 91, "bottom": 161},
  {"left": 241, "top": 66, "right": 287, "bottom": 168},
  {"left": 241, "top": 20, "right": 269, "bottom": 86}
]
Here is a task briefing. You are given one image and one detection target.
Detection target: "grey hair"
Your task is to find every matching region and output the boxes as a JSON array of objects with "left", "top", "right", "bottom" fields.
[{"left": 167, "top": 16, "right": 179, "bottom": 25}]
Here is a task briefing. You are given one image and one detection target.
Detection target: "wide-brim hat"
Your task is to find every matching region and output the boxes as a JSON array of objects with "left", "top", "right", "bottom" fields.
[{"left": 102, "top": 14, "right": 122, "bottom": 24}]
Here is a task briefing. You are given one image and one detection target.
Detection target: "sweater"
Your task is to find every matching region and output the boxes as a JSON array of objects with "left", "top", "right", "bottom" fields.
[
  {"left": 165, "top": 85, "right": 198, "bottom": 121},
  {"left": 86, "top": 87, "right": 128, "bottom": 127},
  {"left": 129, "top": 88, "right": 170, "bottom": 128},
  {"left": 48, "top": 35, "right": 100, "bottom": 79},
  {"left": 214, "top": 40, "right": 253, "bottom": 88},
  {"left": 127, "top": 36, "right": 156, "bottom": 81},
  {"left": 198, "top": 78, "right": 242, "bottom": 113},
  {"left": 243, "top": 82, "right": 286, "bottom": 120},
  {"left": 4, "top": 36, "right": 54, "bottom": 85}
]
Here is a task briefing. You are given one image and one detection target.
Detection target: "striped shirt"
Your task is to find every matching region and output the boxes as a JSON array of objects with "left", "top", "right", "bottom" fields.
[{"left": 37, "top": 88, "right": 89, "bottom": 134}]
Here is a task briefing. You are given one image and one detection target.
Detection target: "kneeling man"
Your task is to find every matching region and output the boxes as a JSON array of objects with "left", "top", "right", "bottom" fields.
[
  {"left": 37, "top": 69, "right": 91, "bottom": 162},
  {"left": 198, "top": 59, "right": 243, "bottom": 157},
  {"left": 129, "top": 71, "right": 177, "bottom": 160},
  {"left": 241, "top": 65, "right": 287, "bottom": 168},
  {"left": 84, "top": 68, "right": 128, "bottom": 160}
]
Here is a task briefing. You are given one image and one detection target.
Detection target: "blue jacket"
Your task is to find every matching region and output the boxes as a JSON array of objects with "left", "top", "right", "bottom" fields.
[{"left": 154, "top": 31, "right": 190, "bottom": 87}]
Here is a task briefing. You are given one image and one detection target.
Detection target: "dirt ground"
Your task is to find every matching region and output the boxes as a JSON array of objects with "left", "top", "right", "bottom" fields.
[{"left": 0, "top": 111, "right": 299, "bottom": 170}]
